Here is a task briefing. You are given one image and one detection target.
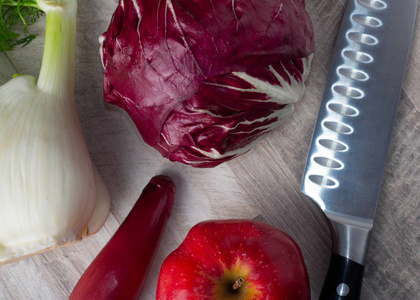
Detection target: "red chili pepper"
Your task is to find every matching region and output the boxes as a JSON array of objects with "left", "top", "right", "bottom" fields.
[{"left": 69, "top": 175, "right": 175, "bottom": 300}]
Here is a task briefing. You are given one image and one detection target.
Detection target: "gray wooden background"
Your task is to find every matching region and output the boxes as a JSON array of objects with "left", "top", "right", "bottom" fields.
[{"left": 0, "top": 0, "right": 419, "bottom": 299}]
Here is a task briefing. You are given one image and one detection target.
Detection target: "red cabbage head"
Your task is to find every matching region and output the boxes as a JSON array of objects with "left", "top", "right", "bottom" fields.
[{"left": 100, "top": 0, "right": 315, "bottom": 167}]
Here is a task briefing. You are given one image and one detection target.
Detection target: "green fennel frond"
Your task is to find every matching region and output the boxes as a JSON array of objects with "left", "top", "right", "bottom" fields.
[{"left": 0, "top": 0, "right": 43, "bottom": 52}]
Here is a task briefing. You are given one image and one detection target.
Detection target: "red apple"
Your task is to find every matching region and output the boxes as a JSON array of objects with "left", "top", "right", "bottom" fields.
[{"left": 157, "top": 219, "right": 310, "bottom": 299}]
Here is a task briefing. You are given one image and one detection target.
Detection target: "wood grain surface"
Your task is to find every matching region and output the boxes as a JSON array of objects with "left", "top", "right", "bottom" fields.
[{"left": 1, "top": 1, "right": 419, "bottom": 299}]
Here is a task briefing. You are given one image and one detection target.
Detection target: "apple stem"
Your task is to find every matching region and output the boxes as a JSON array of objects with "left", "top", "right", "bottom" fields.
[{"left": 232, "top": 276, "right": 245, "bottom": 291}]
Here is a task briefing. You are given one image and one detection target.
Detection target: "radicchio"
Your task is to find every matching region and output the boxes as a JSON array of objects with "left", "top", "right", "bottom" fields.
[{"left": 100, "top": 0, "right": 315, "bottom": 167}]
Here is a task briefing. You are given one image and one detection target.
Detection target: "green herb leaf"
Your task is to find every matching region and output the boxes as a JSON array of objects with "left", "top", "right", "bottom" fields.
[{"left": 0, "top": 0, "right": 43, "bottom": 52}]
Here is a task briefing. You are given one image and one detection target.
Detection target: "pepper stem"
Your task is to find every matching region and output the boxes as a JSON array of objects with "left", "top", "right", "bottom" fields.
[{"left": 232, "top": 276, "right": 245, "bottom": 291}]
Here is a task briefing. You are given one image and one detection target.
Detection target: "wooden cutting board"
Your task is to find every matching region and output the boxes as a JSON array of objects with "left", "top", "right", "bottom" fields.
[{"left": 1, "top": 1, "right": 419, "bottom": 299}]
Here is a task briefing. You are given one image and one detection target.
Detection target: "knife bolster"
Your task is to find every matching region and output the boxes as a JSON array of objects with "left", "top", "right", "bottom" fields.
[{"left": 327, "top": 216, "right": 372, "bottom": 266}]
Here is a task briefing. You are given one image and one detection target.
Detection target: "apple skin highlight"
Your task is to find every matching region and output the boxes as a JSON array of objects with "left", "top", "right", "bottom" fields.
[{"left": 157, "top": 219, "right": 310, "bottom": 300}]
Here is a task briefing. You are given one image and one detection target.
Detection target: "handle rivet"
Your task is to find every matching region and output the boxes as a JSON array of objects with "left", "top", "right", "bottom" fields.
[{"left": 336, "top": 283, "right": 350, "bottom": 296}]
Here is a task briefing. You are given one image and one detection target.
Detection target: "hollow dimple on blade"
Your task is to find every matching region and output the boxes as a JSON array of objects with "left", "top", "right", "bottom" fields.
[{"left": 306, "top": 3, "right": 386, "bottom": 190}]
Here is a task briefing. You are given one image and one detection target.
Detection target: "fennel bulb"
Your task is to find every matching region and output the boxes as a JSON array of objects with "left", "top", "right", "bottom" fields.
[{"left": 0, "top": 0, "right": 110, "bottom": 264}]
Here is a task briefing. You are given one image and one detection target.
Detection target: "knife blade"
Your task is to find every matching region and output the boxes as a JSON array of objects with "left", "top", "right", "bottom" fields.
[{"left": 301, "top": 0, "right": 418, "bottom": 299}]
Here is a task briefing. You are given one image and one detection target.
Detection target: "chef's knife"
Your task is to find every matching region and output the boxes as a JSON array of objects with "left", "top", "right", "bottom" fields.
[{"left": 301, "top": 0, "right": 418, "bottom": 299}]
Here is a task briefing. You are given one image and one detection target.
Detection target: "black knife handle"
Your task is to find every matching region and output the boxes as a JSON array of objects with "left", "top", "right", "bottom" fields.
[{"left": 319, "top": 253, "right": 365, "bottom": 300}]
